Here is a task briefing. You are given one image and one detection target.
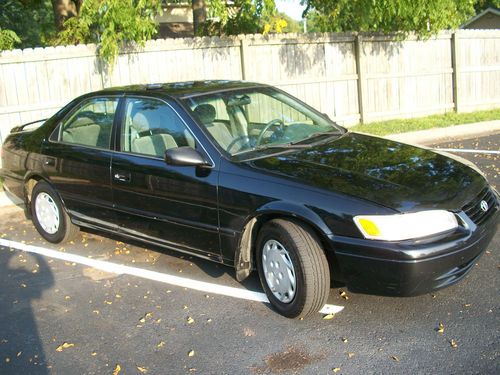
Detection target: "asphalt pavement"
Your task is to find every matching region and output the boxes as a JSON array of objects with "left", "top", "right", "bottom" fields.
[{"left": 0, "top": 134, "right": 498, "bottom": 375}]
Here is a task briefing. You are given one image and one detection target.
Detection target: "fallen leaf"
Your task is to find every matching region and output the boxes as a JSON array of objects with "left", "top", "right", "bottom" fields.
[
  {"left": 339, "top": 290, "right": 349, "bottom": 300},
  {"left": 56, "top": 342, "right": 75, "bottom": 352},
  {"left": 137, "top": 366, "right": 148, "bottom": 373},
  {"left": 436, "top": 323, "right": 444, "bottom": 334},
  {"left": 391, "top": 356, "right": 399, "bottom": 362},
  {"left": 157, "top": 341, "right": 165, "bottom": 348},
  {"left": 187, "top": 317, "right": 195, "bottom": 324},
  {"left": 188, "top": 350, "right": 195, "bottom": 357},
  {"left": 450, "top": 339, "right": 458, "bottom": 348},
  {"left": 323, "top": 314, "right": 335, "bottom": 320},
  {"left": 243, "top": 327, "right": 255, "bottom": 337},
  {"left": 112, "top": 364, "right": 121, "bottom": 375},
  {"left": 333, "top": 368, "right": 341, "bottom": 373}
]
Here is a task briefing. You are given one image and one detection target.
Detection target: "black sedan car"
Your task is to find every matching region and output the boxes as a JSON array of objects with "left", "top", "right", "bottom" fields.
[{"left": 1, "top": 81, "right": 498, "bottom": 318}]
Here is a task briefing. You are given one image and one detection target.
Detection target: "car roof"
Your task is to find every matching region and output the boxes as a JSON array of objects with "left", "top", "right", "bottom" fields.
[{"left": 90, "top": 80, "right": 269, "bottom": 100}]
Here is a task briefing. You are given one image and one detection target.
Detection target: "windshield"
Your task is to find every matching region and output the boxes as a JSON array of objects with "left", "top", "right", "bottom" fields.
[{"left": 182, "top": 87, "right": 342, "bottom": 156}]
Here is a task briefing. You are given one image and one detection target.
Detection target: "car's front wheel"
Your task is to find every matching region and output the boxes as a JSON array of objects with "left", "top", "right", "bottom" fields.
[
  {"left": 256, "top": 219, "right": 330, "bottom": 318},
  {"left": 31, "top": 180, "right": 79, "bottom": 243}
]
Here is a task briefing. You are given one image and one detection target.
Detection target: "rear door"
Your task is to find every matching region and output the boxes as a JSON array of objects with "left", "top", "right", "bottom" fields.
[
  {"left": 110, "top": 96, "right": 221, "bottom": 260},
  {"left": 43, "top": 96, "right": 120, "bottom": 228}
]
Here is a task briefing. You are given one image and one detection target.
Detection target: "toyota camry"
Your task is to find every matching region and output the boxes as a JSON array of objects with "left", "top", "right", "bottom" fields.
[{"left": 1, "top": 81, "right": 498, "bottom": 318}]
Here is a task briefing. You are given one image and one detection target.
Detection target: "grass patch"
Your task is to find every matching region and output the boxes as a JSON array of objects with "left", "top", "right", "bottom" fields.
[
  {"left": 0, "top": 177, "right": 3, "bottom": 191},
  {"left": 350, "top": 108, "right": 500, "bottom": 136}
]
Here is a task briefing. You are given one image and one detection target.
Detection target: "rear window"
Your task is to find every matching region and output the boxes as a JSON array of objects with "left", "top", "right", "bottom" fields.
[{"left": 59, "top": 98, "right": 119, "bottom": 149}]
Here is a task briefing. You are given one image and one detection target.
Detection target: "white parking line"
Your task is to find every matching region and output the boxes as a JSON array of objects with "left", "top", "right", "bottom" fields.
[
  {"left": 434, "top": 148, "right": 500, "bottom": 155},
  {"left": 0, "top": 238, "right": 344, "bottom": 315}
]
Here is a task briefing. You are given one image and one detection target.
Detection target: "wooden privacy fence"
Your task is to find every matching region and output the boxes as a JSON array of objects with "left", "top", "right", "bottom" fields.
[{"left": 0, "top": 30, "right": 499, "bottom": 143}]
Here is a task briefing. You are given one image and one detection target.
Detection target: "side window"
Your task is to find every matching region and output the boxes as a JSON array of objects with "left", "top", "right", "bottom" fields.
[
  {"left": 121, "top": 98, "right": 196, "bottom": 158},
  {"left": 60, "top": 97, "right": 118, "bottom": 148}
]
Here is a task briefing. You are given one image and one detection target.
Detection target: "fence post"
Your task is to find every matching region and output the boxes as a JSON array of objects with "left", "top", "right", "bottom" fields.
[
  {"left": 240, "top": 37, "right": 249, "bottom": 81},
  {"left": 355, "top": 34, "right": 366, "bottom": 124},
  {"left": 451, "top": 32, "right": 460, "bottom": 113}
]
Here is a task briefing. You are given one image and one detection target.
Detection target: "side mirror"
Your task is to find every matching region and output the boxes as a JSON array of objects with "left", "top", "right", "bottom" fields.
[{"left": 164, "top": 147, "right": 210, "bottom": 167}]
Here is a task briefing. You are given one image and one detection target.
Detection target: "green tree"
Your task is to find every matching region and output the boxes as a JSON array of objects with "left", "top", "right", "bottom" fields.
[
  {"left": 301, "top": 10, "right": 325, "bottom": 33},
  {"left": 0, "top": 0, "right": 56, "bottom": 48},
  {"left": 474, "top": 0, "right": 500, "bottom": 12},
  {"left": 57, "top": 0, "right": 161, "bottom": 66},
  {"left": 302, "top": 0, "right": 477, "bottom": 35},
  {"left": 277, "top": 12, "right": 302, "bottom": 33},
  {"left": 0, "top": 28, "right": 21, "bottom": 50},
  {"left": 205, "top": 0, "right": 288, "bottom": 35}
]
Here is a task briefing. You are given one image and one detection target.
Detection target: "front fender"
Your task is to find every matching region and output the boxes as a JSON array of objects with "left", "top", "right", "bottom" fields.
[
  {"left": 234, "top": 200, "right": 332, "bottom": 282},
  {"left": 254, "top": 200, "right": 333, "bottom": 236}
]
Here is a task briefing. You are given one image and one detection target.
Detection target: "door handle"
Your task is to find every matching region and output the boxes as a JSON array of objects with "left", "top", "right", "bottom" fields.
[{"left": 113, "top": 172, "right": 131, "bottom": 183}]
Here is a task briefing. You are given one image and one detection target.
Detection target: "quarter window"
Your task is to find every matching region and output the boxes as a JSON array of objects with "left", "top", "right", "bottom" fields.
[
  {"left": 60, "top": 97, "right": 118, "bottom": 149},
  {"left": 121, "top": 98, "right": 195, "bottom": 158}
]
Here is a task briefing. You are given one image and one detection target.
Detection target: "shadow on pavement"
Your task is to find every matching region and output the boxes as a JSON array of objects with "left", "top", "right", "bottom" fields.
[{"left": 0, "top": 249, "right": 54, "bottom": 374}]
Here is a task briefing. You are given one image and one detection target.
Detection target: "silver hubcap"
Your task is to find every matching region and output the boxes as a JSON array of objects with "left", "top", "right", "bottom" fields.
[
  {"left": 35, "top": 192, "right": 60, "bottom": 234},
  {"left": 262, "top": 239, "right": 296, "bottom": 303}
]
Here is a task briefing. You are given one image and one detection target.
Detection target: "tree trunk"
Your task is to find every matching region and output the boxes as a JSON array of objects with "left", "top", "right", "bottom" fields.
[
  {"left": 192, "top": 0, "right": 207, "bottom": 36},
  {"left": 51, "top": 0, "right": 82, "bottom": 31}
]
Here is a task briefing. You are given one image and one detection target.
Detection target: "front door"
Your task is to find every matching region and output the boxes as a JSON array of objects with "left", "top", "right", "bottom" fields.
[{"left": 111, "top": 97, "right": 220, "bottom": 260}]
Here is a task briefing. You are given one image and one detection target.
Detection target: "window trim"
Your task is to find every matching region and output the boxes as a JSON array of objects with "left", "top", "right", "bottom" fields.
[
  {"left": 115, "top": 95, "right": 215, "bottom": 168},
  {"left": 49, "top": 95, "right": 122, "bottom": 151}
]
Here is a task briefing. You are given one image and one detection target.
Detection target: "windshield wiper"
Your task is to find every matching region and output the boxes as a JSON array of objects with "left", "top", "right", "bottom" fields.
[
  {"left": 232, "top": 142, "right": 311, "bottom": 156},
  {"left": 290, "top": 129, "right": 343, "bottom": 145},
  {"left": 232, "top": 129, "right": 344, "bottom": 156}
]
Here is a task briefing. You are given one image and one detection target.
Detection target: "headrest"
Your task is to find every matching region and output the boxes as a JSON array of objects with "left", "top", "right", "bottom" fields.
[
  {"left": 131, "top": 112, "right": 150, "bottom": 132},
  {"left": 194, "top": 104, "right": 216, "bottom": 125}
]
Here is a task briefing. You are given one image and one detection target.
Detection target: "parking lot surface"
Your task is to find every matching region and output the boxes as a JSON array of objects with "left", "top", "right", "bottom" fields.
[{"left": 0, "top": 134, "right": 498, "bottom": 375}]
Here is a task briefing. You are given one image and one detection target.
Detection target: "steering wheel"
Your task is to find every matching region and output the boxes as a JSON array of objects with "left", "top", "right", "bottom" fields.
[
  {"left": 256, "top": 119, "right": 285, "bottom": 146},
  {"left": 226, "top": 135, "right": 252, "bottom": 154}
]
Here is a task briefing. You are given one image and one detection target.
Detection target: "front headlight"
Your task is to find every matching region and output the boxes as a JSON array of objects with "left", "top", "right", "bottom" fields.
[{"left": 353, "top": 210, "right": 458, "bottom": 241}]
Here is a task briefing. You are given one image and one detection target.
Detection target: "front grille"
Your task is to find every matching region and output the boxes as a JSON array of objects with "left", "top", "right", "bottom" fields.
[{"left": 462, "top": 187, "right": 497, "bottom": 226}]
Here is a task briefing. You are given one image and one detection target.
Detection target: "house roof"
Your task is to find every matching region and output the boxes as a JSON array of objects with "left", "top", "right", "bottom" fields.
[{"left": 460, "top": 7, "right": 500, "bottom": 28}]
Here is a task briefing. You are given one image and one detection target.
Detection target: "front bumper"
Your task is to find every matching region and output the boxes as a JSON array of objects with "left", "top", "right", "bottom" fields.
[{"left": 328, "top": 207, "right": 499, "bottom": 296}]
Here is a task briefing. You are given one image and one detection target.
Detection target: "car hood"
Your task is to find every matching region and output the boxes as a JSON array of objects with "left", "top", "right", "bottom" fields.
[{"left": 248, "top": 132, "right": 486, "bottom": 211}]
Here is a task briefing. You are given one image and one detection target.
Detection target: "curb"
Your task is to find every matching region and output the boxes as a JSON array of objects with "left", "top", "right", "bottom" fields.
[{"left": 384, "top": 120, "right": 500, "bottom": 145}]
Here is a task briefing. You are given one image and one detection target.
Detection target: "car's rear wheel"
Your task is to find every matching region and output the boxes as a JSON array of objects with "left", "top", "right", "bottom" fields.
[
  {"left": 31, "top": 181, "right": 79, "bottom": 243},
  {"left": 256, "top": 219, "right": 330, "bottom": 318}
]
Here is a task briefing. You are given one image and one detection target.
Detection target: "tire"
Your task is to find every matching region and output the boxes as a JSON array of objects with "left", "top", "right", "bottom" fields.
[
  {"left": 30, "top": 180, "right": 79, "bottom": 243},
  {"left": 256, "top": 219, "right": 330, "bottom": 319}
]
